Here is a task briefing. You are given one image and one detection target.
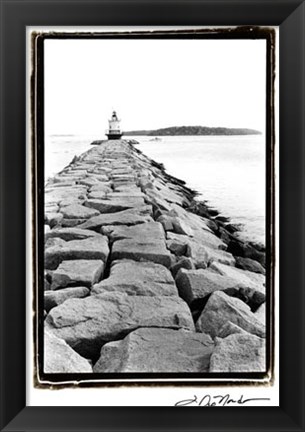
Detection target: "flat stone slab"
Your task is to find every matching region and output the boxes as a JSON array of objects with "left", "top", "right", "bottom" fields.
[
  {"left": 61, "top": 204, "right": 100, "bottom": 219},
  {"left": 78, "top": 178, "right": 107, "bottom": 187},
  {"left": 88, "top": 190, "right": 111, "bottom": 199},
  {"left": 111, "top": 174, "right": 135, "bottom": 181},
  {"left": 50, "top": 259, "right": 104, "bottom": 289},
  {"left": 61, "top": 218, "right": 94, "bottom": 228},
  {"left": 44, "top": 331, "right": 92, "bottom": 373},
  {"left": 111, "top": 239, "right": 172, "bottom": 268},
  {"left": 44, "top": 286, "right": 90, "bottom": 312},
  {"left": 77, "top": 209, "right": 153, "bottom": 231},
  {"left": 68, "top": 169, "right": 88, "bottom": 174},
  {"left": 101, "top": 222, "right": 165, "bottom": 243},
  {"left": 196, "top": 291, "right": 266, "bottom": 338},
  {"left": 107, "top": 191, "right": 145, "bottom": 198},
  {"left": 58, "top": 197, "right": 86, "bottom": 208},
  {"left": 86, "top": 173, "right": 109, "bottom": 182},
  {"left": 92, "top": 259, "right": 177, "bottom": 296},
  {"left": 89, "top": 182, "right": 113, "bottom": 191},
  {"left": 209, "top": 333, "right": 266, "bottom": 372},
  {"left": 45, "top": 292, "right": 195, "bottom": 358},
  {"left": 93, "top": 328, "right": 214, "bottom": 373},
  {"left": 85, "top": 197, "right": 145, "bottom": 213},
  {"left": 45, "top": 187, "right": 87, "bottom": 205},
  {"left": 45, "top": 227, "right": 101, "bottom": 242},
  {"left": 45, "top": 236, "right": 109, "bottom": 269},
  {"left": 53, "top": 176, "right": 76, "bottom": 184},
  {"left": 114, "top": 185, "right": 142, "bottom": 192}
]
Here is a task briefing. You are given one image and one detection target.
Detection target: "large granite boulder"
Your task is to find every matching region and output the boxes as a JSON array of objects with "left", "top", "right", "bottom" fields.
[
  {"left": 90, "top": 182, "right": 113, "bottom": 191},
  {"left": 157, "top": 215, "right": 175, "bottom": 232},
  {"left": 45, "top": 227, "right": 101, "bottom": 242},
  {"left": 88, "top": 189, "right": 111, "bottom": 199},
  {"left": 92, "top": 259, "right": 177, "bottom": 296},
  {"left": 145, "top": 184, "right": 187, "bottom": 207},
  {"left": 86, "top": 173, "right": 109, "bottom": 182},
  {"left": 170, "top": 257, "right": 195, "bottom": 278},
  {"left": 223, "top": 286, "right": 265, "bottom": 311},
  {"left": 111, "top": 174, "right": 135, "bottom": 182},
  {"left": 61, "top": 218, "right": 94, "bottom": 228},
  {"left": 45, "top": 235, "right": 109, "bottom": 270},
  {"left": 50, "top": 259, "right": 104, "bottom": 289},
  {"left": 58, "top": 197, "right": 86, "bottom": 208},
  {"left": 44, "top": 331, "right": 92, "bottom": 373},
  {"left": 166, "top": 232, "right": 233, "bottom": 268},
  {"left": 235, "top": 256, "right": 266, "bottom": 275},
  {"left": 45, "top": 186, "right": 87, "bottom": 206},
  {"left": 209, "top": 333, "right": 266, "bottom": 372},
  {"left": 45, "top": 292, "right": 195, "bottom": 358},
  {"left": 168, "top": 203, "right": 225, "bottom": 246},
  {"left": 101, "top": 221, "right": 165, "bottom": 243},
  {"left": 114, "top": 184, "right": 142, "bottom": 193},
  {"left": 93, "top": 328, "right": 214, "bottom": 373},
  {"left": 227, "top": 239, "right": 265, "bottom": 267},
  {"left": 53, "top": 177, "right": 76, "bottom": 185},
  {"left": 60, "top": 203, "right": 100, "bottom": 219},
  {"left": 175, "top": 268, "right": 242, "bottom": 307},
  {"left": 217, "top": 321, "right": 250, "bottom": 338},
  {"left": 45, "top": 237, "right": 66, "bottom": 249},
  {"left": 45, "top": 212, "right": 63, "bottom": 228},
  {"left": 144, "top": 189, "right": 174, "bottom": 212},
  {"left": 44, "top": 286, "right": 89, "bottom": 312},
  {"left": 255, "top": 302, "right": 266, "bottom": 324},
  {"left": 107, "top": 191, "right": 145, "bottom": 198},
  {"left": 84, "top": 197, "right": 145, "bottom": 214},
  {"left": 111, "top": 239, "right": 172, "bottom": 268},
  {"left": 78, "top": 178, "right": 106, "bottom": 187},
  {"left": 166, "top": 238, "right": 188, "bottom": 256},
  {"left": 209, "top": 262, "right": 265, "bottom": 293},
  {"left": 45, "top": 203, "right": 59, "bottom": 213},
  {"left": 196, "top": 291, "right": 265, "bottom": 338}
]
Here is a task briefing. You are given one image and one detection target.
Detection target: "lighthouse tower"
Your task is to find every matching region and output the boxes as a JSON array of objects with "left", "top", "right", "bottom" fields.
[{"left": 106, "top": 111, "right": 122, "bottom": 140}]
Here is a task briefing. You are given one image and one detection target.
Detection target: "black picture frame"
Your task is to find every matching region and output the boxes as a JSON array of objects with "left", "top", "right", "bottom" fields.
[{"left": 0, "top": 0, "right": 304, "bottom": 431}]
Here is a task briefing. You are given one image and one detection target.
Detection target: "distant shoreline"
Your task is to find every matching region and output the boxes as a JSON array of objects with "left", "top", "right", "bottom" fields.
[{"left": 124, "top": 126, "right": 261, "bottom": 136}]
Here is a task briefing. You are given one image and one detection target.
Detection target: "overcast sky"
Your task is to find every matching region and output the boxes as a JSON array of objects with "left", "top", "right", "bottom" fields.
[{"left": 44, "top": 38, "right": 266, "bottom": 135}]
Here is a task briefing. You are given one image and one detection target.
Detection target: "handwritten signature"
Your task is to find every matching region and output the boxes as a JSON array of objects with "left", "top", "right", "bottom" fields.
[{"left": 175, "top": 394, "right": 270, "bottom": 407}]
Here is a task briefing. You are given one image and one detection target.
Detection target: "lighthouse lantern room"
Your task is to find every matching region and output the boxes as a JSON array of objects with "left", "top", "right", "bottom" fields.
[{"left": 106, "top": 111, "right": 122, "bottom": 140}]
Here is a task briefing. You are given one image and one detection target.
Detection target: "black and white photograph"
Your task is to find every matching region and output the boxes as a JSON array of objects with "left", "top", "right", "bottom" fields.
[{"left": 31, "top": 27, "right": 277, "bottom": 405}]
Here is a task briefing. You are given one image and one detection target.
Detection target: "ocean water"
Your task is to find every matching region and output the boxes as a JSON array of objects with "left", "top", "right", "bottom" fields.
[
  {"left": 45, "top": 134, "right": 265, "bottom": 245},
  {"left": 45, "top": 134, "right": 99, "bottom": 180}
]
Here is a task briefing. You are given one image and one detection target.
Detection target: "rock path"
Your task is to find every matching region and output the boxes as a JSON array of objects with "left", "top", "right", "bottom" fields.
[{"left": 44, "top": 140, "right": 266, "bottom": 374}]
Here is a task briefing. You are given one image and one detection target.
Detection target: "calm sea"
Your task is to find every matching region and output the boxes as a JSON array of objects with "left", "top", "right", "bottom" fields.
[{"left": 45, "top": 134, "right": 265, "bottom": 245}]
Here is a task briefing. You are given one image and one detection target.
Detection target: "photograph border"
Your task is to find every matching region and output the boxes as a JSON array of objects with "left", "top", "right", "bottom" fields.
[
  {"left": 1, "top": 0, "right": 304, "bottom": 430},
  {"left": 35, "top": 27, "right": 274, "bottom": 387}
]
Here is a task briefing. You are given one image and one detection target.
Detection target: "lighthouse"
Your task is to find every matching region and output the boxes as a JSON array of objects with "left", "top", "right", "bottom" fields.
[{"left": 106, "top": 110, "right": 122, "bottom": 140}]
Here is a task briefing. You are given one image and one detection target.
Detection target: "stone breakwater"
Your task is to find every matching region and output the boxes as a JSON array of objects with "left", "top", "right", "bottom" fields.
[{"left": 43, "top": 139, "right": 266, "bottom": 374}]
